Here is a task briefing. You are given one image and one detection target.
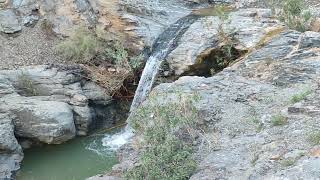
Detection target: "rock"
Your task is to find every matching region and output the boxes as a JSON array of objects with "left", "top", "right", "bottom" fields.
[
  {"left": 166, "top": 8, "right": 279, "bottom": 76},
  {"left": 119, "top": 0, "right": 201, "bottom": 47},
  {"left": 0, "top": 9, "right": 22, "bottom": 33},
  {"left": 2, "top": 97, "right": 76, "bottom": 144},
  {"left": 0, "top": 114, "right": 23, "bottom": 180},
  {"left": 0, "top": 65, "right": 121, "bottom": 143},
  {"left": 113, "top": 25, "right": 320, "bottom": 179}
]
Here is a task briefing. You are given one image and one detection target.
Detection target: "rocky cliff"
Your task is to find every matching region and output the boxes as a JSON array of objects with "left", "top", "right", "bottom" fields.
[
  {"left": 91, "top": 1, "right": 320, "bottom": 180},
  {"left": 1, "top": 0, "right": 320, "bottom": 179}
]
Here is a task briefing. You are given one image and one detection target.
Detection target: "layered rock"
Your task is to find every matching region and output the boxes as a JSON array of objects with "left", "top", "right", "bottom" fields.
[
  {"left": 0, "top": 64, "right": 129, "bottom": 179},
  {"left": 0, "top": 65, "right": 116, "bottom": 139}
]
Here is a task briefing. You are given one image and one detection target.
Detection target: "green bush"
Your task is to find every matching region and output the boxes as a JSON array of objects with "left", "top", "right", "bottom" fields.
[
  {"left": 126, "top": 93, "right": 201, "bottom": 180},
  {"left": 309, "top": 132, "right": 320, "bottom": 145},
  {"left": 268, "top": 0, "right": 313, "bottom": 32},
  {"left": 56, "top": 28, "right": 144, "bottom": 95},
  {"left": 290, "top": 89, "right": 312, "bottom": 103},
  {"left": 271, "top": 114, "right": 288, "bottom": 126},
  {"left": 57, "top": 28, "right": 99, "bottom": 63},
  {"left": 16, "top": 71, "right": 39, "bottom": 96}
]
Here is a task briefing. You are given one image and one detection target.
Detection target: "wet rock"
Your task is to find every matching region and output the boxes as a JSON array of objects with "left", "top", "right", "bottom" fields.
[{"left": 119, "top": 0, "right": 201, "bottom": 47}]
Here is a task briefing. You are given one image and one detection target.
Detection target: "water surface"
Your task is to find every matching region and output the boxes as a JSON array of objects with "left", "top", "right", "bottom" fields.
[{"left": 17, "top": 130, "right": 120, "bottom": 180}]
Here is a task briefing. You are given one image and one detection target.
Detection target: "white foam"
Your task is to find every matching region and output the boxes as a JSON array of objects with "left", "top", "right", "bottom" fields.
[{"left": 101, "top": 126, "right": 134, "bottom": 151}]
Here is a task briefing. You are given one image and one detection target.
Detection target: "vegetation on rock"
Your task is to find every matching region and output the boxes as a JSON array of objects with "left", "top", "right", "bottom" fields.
[
  {"left": 268, "top": 0, "right": 313, "bottom": 32},
  {"left": 290, "top": 89, "right": 312, "bottom": 103},
  {"left": 125, "top": 92, "right": 202, "bottom": 180},
  {"left": 271, "top": 114, "right": 288, "bottom": 126},
  {"left": 16, "top": 71, "right": 39, "bottom": 96},
  {"left": 56, "top": 28, "right": 144, "bottom": 95}
]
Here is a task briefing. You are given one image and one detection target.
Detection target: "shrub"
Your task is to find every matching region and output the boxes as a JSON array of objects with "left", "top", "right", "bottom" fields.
[
  {"left": 16, "top": 71, "right": 39, "bottom": 96},
  {"left": 57, "top": 29, "right": 144, "bottom": 95},
  {"left": 271, "top": 114, "right": 288, "bottom": 126},
  {"left": 290, "top": 89, "right": 312, "bottom": 103},
  {"left": 268, "top": 0, "right": 313, "bottom": 32},
  {"left": 125, "top": 93, "right": 202, "bottom": 180},
  {"left": 40, "top": 19, "right": 55, "bottom": 37},
  {"left": 57, "top": 28, "right": 99, "bottom": 63},
  {"left": 309, "top": 132, "right": 320, "bottom": 145},
  {"left": 280, "top": 158, "right": 296, "bottom": 167}
]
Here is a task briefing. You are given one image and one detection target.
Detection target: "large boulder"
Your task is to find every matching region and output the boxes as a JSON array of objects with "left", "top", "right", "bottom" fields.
[{"left": 2, "top": 97, "right": 76, "bottom": 144}]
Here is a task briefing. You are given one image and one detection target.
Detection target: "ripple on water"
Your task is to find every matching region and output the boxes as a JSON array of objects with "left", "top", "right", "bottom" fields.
[{"left": 17, "top": 129, "right": 122, "bottom": 180}]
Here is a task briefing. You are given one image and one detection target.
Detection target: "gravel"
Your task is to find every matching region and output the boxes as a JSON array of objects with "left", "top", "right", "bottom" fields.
[{"left": 0, "top": 24, "right": 67, "bottom": 70}]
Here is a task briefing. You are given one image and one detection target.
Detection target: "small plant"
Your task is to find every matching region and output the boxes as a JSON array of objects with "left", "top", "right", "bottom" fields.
[
  {"left": 248, "top": 107, "right": 263, "bottom": 132},
  {"left": 271, "top": 114, "right": 288, "bottom": 126},
  {"left": 280, "top": 158, "right": 296, "bottom": 167},
  {"left": 126, "top": 93, "right": 202, "bottom": 180},
  {"left": 129, "top": 54, "right": 144, "bottom": 71},
  {"left": 16, "top": 71, "right": 39, "bottom": 96},
  {"left": 290, "top": 89, "right": 312, "bottom": 103},
  {"left": 57, "top": 28, "right": 144, "bottom": 96},
  {"left": 309, "top": 131, "right": 320, "bottom": 145},
  {"left": 40, "top": 19, "right": 55, "bottom": 36},
  {"left": 57, "top": 27, "right": 99, "bottom": 63},
  {"left": 267, "top": 0, "right": 313, "bottom": 32}
]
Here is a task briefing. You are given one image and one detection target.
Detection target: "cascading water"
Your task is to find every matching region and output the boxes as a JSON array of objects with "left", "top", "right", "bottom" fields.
[{"left": 101, "top": 14, "right": 200, "bottom": 150}]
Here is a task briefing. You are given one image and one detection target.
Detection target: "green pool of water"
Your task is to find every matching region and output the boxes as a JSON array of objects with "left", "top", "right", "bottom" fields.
[{"left": 17, "top": 131, "right": 119, "bottom": 180}]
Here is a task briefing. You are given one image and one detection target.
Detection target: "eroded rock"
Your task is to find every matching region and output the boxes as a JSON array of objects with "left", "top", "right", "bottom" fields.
[{"left": 0, "top": 114, "right": 23, "bottom": 180}]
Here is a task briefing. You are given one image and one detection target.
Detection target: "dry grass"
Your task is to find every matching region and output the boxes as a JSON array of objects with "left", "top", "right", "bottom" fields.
[{"left": 57, "top": 28, "right": 144, "bottom": 96}]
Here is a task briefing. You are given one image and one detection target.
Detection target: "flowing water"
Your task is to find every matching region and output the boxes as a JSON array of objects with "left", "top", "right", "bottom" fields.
[
  {"left": 101, "top": 14, "right": 201, "bottom": 150},
  {"left": 16, "top": 128, "right": 123, "bottom": 180},
  {"left": 130, "top": 14, "right": 199, "bottom": 111}
]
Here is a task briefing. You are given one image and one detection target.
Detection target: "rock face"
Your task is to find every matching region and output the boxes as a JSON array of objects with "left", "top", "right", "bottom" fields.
[
  {"left": 0, "top": 64, "right": 127, "bottom": 179},
  {"left": 0, "top": 65, "right": 117, "bottom": 139},
  {"left": 166, "top": 8, "right": 279, "bottom": 76},
  {"left": 0, "top": 114, "right": 23, "bottom": 180},
  {"left": 106, "top": 13, "right": 320, "bottom": 180}
]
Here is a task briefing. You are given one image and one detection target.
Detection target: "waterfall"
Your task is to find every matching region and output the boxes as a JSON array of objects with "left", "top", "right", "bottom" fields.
[
  {"left": 130, "top": 14, "right": 199, "bottom": 111},
  {"left": 101, "top": 14, "right": 199, "bottom": 150}
]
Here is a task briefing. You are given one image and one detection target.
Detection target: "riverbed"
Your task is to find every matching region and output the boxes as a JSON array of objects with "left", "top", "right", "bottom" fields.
[{"left": 16, "top": 128, "right": 122, "bottom": 180}]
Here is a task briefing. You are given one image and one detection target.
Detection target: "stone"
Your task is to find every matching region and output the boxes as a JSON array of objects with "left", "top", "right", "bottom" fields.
[
  {"left": 111, "top": 27, "right": 320, "bottom": 179},
  {"left": 0, "top": 9, "right": 21, "bottom": 33},
  {"left": 0, "top": 114, "right": 23, "bottom": 180},
  {"left": 166, "top": 8, "right": 279, "bottom": 76},
  {"left": 3, "top": 97, "right": 76, "bottom": 144},
  {"left": 0, "top": 65, "right": 118, "bottom": 144}
]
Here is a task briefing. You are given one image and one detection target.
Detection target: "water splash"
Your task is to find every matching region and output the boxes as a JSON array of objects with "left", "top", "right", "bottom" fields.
[{"left": 101, "top": 126, "right": 134, "bottom": 151}]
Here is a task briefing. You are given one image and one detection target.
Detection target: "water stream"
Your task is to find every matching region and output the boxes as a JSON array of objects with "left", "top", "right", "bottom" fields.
[{"left": 130, "top": 14, "right": 199, "bottom": 111}]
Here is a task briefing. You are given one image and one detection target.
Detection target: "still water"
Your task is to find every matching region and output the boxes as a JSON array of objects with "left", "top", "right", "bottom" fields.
[{"left": 16, "top": 129, "right": 121, "bottom": 180}]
